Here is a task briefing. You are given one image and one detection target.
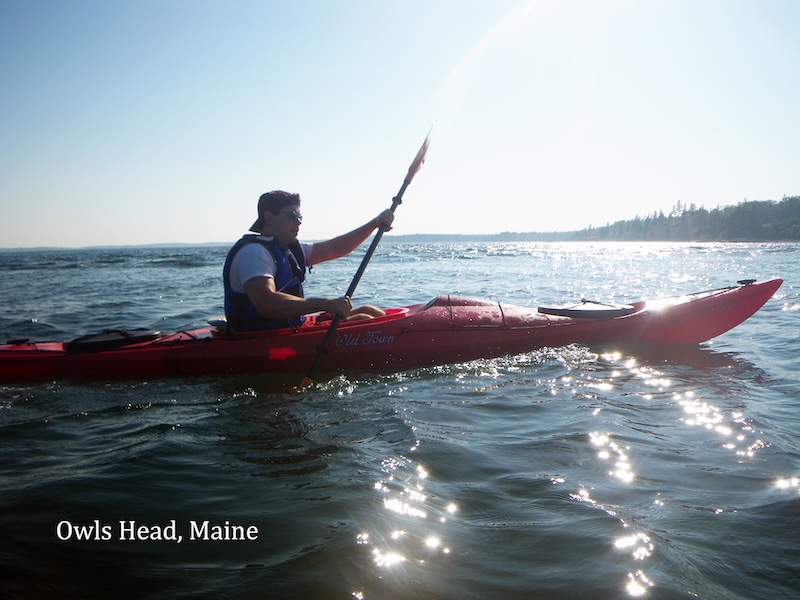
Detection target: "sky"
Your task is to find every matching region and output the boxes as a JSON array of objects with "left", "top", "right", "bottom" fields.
[{"left": 1, "top": 0, "right": 799, "bottom": 248}]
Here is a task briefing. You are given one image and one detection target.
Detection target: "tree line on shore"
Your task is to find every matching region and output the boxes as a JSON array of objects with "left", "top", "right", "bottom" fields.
[
  {"left": 571, "top": 196, "right": 800, "bottom": 242},
  {"left": 388, "top": 196, "right": 800, "bottom": 243}
]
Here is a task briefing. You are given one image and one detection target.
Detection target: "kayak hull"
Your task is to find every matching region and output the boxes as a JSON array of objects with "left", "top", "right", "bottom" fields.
[{"left": 0, "top": 278, "right": 782, "bottom": 380}]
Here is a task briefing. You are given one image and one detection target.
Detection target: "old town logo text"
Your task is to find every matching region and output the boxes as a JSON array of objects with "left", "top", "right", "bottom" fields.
[{"left": 335, "top": 330, "right": 396, "bottom": 348}]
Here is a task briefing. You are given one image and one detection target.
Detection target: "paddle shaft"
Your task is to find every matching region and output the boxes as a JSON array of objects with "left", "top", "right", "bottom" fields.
[
  {"left": 303, "top": 182, "right": 409, "bottom": 382},
  {"left": 299, "top": 131, "right": 430, "bottom": 387},
  {"left": 344, "top": 184, "right": 407, "bottom": 299}
]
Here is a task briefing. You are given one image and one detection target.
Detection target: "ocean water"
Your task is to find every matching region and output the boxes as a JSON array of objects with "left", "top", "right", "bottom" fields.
[{"left": 0, "top": 241, "right": 798, "bottom": 599}]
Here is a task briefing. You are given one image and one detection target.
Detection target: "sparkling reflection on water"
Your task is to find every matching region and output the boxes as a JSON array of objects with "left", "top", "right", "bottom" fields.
[{"left": 345, "top": 338, "right": 799, "bottom": 598}]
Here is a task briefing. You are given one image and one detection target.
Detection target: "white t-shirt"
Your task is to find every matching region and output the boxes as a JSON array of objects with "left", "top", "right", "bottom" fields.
[{"left": 229, "top": 237, "right": 314, "bottom": 293}]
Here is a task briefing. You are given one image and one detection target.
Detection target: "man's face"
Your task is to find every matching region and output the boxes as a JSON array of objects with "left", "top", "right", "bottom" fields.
[{"left": 268, "top": 204, "right": 303, "bottom": 244}]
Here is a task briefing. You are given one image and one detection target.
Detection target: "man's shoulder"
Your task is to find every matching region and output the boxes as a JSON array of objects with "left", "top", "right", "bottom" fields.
[
  {"left": 230, "top": 237, "right": 312, "bottom": 261},
  {"left": 232, "top": 239, "right": 274, "bottom": 266},
  {"left": 232, "top": 236, "right": 277, "bottom": 254}
]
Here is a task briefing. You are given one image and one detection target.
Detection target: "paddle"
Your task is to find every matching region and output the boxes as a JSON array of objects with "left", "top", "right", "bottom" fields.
[{"left": 299, "top": 130, "right": 431, "bottom": 388}]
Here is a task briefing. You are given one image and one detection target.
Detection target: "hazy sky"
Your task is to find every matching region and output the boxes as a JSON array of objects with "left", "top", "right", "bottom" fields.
[{"left": 2, "top": 0, "right": 798, "bottom": 248}]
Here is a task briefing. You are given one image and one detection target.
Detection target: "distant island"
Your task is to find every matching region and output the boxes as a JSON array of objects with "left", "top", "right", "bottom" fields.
[{"left": 389, "top": 195, "right": 800, "bottom": 243}]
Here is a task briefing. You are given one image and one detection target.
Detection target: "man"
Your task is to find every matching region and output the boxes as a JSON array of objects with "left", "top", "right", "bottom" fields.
[{"left": 223, "top": 190, "right": 394, "bottom": 332}]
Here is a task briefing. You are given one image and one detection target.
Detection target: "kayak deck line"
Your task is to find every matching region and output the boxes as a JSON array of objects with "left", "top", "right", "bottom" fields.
[{"left": 0, "top": 278, "right": 783, "bottom": 381}]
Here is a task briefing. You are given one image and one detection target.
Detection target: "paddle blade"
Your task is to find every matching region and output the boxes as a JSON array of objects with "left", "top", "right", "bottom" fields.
[
  {"left": 406, "top": 128, "right": 431, "bottom": 183},
  {"left": 298, "top": 376, "right": 314, "bottom": 390}
]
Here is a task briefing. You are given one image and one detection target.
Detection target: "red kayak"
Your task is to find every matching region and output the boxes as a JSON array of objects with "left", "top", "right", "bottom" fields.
[{"left": 0, "top": 278, "right": 782, "bottom": 381}]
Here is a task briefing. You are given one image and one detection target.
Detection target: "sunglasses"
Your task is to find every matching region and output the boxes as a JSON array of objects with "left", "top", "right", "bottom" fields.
[{"left": 277, "top": 209, "right": 303, "bottom": 224}]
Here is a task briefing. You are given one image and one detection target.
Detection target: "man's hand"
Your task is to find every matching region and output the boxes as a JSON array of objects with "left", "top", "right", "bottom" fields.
[
  {"left": 325, "top": 296, "right": 353, "bottom": 318},
  {"left": 375, "top": 209, "right": 394, "bottom": 232}
]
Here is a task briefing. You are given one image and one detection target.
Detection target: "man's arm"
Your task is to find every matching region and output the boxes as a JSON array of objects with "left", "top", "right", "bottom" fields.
[
  {"left": 310, "top": 210, "right": 394, "bottom": 264},
  {"left": 243, "top": 277, "right": 353, "bottom": 319}
]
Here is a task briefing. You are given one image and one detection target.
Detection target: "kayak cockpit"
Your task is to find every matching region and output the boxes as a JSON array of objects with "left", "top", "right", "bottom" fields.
[{"left": 209, "top": 306, "right": 412, "bottom": 339}]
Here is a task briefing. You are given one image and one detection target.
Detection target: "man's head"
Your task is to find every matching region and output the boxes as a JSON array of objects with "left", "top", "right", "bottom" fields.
[{"left": 250, "top": 191, "right": 302, "bottom": 241}]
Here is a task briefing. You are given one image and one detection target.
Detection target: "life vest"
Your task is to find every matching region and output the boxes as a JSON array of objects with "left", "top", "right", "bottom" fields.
[{"left": 223, "top": 235, "right": 308, "bottom": 331}]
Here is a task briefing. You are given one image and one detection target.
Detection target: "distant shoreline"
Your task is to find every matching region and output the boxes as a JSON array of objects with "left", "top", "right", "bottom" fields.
[
  {"left": 4, "top": 196, "right": 798, "bottom": 250},
  {"left": 1, "top": 235, "right": 797, "bottom": 253}
]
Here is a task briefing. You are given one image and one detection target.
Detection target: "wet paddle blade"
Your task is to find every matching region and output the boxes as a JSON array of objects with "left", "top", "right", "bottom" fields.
[{"left": 406, "top": 127, "right": 431, "bottom": 183}]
